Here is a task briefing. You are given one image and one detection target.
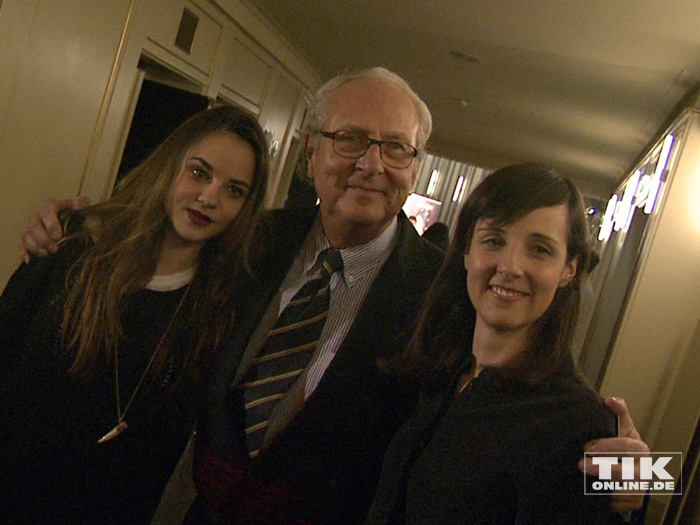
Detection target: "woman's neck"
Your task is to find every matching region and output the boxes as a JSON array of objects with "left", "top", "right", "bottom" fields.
[
  {"left": 471, "top": 322, "right": 528, "bottom": 369},
  {"left": 155, "top": 233, "right": 202, "bottom": 276}
]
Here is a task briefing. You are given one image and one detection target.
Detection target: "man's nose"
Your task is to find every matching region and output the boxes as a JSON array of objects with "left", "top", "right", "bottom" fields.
[{"left": 355, "top": 143, "right": 385, "bottom": 174}]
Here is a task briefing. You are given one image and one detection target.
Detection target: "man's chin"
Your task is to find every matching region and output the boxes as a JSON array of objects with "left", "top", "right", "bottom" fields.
[
  {"left": 335, "top": 200, "right": 383, "bottom": 222},
  {"left": 350, "top": 209, "right": 392, "bottom": 227}
]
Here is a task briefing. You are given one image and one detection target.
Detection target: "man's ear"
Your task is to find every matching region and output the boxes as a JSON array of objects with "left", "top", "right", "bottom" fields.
[
  {"left": 305, "top": 134, "right": 313, "bottom": 159},
  {"left": 558, "top": 258, "right": 578, "bottom": 288},
  {"left": 409, "top": 168, "right": 419, "bottom": 191},
  {"left": 305, "top": 134, "right": 316, "bottom": 180},
  {"left": 409, "top": 157, "right": 422, "bottom": 190}
]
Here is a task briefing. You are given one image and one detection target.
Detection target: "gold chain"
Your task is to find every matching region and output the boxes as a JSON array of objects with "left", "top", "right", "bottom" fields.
[{"left": 97, "top": 282, "right": 191, "bottom": 444}]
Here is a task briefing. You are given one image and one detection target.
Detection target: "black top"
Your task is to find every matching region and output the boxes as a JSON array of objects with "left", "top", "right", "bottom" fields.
[
  {"left": 366, "top": 358, "right": 616, "bottom": 524},
  {"left": 0, "top": 239, "right": 197, "bottom": 524}
]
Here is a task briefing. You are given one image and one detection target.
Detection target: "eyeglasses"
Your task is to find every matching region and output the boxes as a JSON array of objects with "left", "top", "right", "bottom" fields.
[{"left": 318, "top": 130, "right": 419, "bottom": 169}]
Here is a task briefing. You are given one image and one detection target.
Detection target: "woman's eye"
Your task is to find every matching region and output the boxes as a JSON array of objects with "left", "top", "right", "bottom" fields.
[
  {"left": 191, "top": 166, "right": 211, "bottom": 180},
  {"left": 532, "top": 245, "right": 552, "bottom": 256},
  {"left": 225, "top": 184, "right": 248, "bottom": 198},
  {"left": 482, "top": 237, "right": 503, "bottom": 248}
]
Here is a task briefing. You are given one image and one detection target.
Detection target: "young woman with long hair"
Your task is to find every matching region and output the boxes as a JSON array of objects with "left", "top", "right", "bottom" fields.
[{"left": 0, "top": 104, "right": 268, "bottom": 523}]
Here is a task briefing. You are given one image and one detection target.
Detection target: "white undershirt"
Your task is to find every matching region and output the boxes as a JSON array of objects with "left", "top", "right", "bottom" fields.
[{"left": 145, "top": 266, "right": 196, "bottom": 291}]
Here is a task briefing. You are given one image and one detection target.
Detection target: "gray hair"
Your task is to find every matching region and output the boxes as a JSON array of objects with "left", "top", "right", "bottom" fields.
[{"left": 303, "top": 67, "right": 433, "bottom": 153}]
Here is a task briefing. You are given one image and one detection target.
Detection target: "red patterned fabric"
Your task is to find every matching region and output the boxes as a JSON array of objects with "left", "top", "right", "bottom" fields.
[{"left": 193, "top": 444, "right": 326, "bottom": 523}]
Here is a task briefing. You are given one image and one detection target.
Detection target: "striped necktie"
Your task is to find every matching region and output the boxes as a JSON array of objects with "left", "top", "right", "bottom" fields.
[{"left": 237, "top": 248, "right": 343, "bottom": 458}]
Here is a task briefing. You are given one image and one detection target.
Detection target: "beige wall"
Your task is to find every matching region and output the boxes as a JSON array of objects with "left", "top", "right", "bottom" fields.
[
  {"left": 0, "top": 0, "right": 319, "bottom": 288},
  {"left": 0, "top": 0, "right": 134, "bottom": 285},
  {"left": 599, "top": 109, "right": 700, "bottom": 522}
]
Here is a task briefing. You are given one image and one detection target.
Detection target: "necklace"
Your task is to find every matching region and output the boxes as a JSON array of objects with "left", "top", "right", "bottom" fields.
[{"left": 97, "top": 282, "right": 191, "bottom": 444}]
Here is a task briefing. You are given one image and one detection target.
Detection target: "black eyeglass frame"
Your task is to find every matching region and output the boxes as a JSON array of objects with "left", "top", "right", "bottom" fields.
[{"left": 317, "top": 130, "right": 419, "bottom": 168}]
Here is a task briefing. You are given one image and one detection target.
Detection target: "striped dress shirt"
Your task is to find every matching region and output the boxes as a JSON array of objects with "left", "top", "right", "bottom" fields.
[{"left": 233, "top": 215, "right": 398, "bottom": 448}]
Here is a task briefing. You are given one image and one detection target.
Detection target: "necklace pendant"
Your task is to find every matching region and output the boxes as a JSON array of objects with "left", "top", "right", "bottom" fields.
[{"left": 97, "top": 421, "right": 128, "bottom": 444}]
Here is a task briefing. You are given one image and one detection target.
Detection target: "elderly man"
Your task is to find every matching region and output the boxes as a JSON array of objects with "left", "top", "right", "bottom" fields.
[
  {"left": 21, "top": 68, "right": 647, "bottom": 523},
  {"left": 187, "top": 68, "right": 444, "bottom": 523}
]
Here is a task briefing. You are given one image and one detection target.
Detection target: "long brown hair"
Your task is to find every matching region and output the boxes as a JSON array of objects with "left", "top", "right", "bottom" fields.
[
  {"left": 62, "top": 105, "right": 269, "bottom": 383},
  {"left": 399, "top": 164, "right": 591, "bottom": 386}
]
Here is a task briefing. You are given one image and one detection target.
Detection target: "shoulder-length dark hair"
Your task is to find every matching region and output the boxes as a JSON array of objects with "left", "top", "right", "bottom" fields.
[
  {"left": 62, "top": 104, "right": 269, "bottom": 383},
  {"left": 400, "top": 163, "right": 592, "bottom": 385}
]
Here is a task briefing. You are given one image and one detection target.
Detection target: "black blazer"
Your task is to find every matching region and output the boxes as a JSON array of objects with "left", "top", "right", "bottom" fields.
[{"left": 198, "top": 207, "right": 444, "bottom": 523}]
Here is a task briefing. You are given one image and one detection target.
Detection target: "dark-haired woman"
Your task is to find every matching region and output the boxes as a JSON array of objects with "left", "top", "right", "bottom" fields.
[
  {"left": 367, "top": 164, "right": 616, "bottom": 523},
  {"left": 0, "top": 105, "right": 268, "bottom": 523}
]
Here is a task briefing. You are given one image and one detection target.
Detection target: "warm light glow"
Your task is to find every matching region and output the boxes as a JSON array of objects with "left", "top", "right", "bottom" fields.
[
  {"left": 687, "top": 155, "right": 700, "bottom": 235},
  {"left": 427, "top": 169, "right": 440, "bottom": 196},
  {"left": 614, "top": 170, "right": 640, "bottom": 232},
  {"left": 644, "top": 134, "right": 674, "bottom": 215},
  {"left": 598, "top": 194, "right": 619, "bottom": 241},
  {"left": 634, "top": 174, "right": 652, "bottom": 210},
  {"left": 452, "top": 176, "right": 465, "bottom": 202},
  {"left": 598, "top": 133, "right": 676, "bottom": 242}
]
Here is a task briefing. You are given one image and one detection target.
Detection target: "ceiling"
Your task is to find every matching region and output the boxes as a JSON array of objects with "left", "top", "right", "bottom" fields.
[{"left": 248, "top": 0, "right": 700, "bottom": 199}]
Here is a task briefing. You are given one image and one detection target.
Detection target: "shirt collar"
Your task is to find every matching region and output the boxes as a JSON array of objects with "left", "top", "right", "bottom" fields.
[{"left": 302, "top": 215, "right": 398, "bottom": 282}]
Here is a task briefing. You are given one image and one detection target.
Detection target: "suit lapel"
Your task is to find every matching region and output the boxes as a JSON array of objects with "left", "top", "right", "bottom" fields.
[{"left": 313, "top": 213, "right": 436, "bottom": 391}]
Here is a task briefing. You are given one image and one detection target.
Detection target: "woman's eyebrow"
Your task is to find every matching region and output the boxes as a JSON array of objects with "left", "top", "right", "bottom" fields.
[
  {"left": 228, "top": 179, "right": 251, "bottom": 189},
  {"left": 190, "top": 156, "right": 213, "bottom": 170},
  {"left": 475, "top": 224, "right": 504, "bottom": 234},
  {"left": 529, "top": 232, "right": 562, "bottom": 245}
]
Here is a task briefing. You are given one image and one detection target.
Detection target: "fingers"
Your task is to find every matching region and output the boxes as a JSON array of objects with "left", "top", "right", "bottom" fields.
[
  {"left": 70, "top": 195, "right": 90, "bottom": 209},
  {"left": 578, "top": 437, "right": 650, "bottom": 476},
  {"left": 20, "top": 243, "right": 32, "bottom": 264},
  {"left": 22, "top": 212, "right": 58, "bottom": 260},
  {"left": 579, "top": 433, "right": 650, "bottom": 514},
  {"left": 20, "top": 197, "right": 87, "bottom": 261},
  {"left": 610, "top": 493, "right": 646, "bottom": 514},
  {"left": 580, "top": 398, "right": 649, "bottom": 515},
  {"left": 39, "top": 201, "right": 66, "bottom": 241},
  {"left": 580, "top": 434, "right": 651, "bottom": 479},
  {"left": 578, "top": 445, "right": 648, "bottom": 513},
  {"left": 604, "top": 397, "right": 643, "bottom": 441},
  {"left": 584, "top": 436, "right": 650, "bottom": 456}
]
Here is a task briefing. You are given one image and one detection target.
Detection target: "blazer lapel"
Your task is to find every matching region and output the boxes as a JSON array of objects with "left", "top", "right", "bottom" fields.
[{"left": 315, "top": 212, "right": 440, "bottom": 389}]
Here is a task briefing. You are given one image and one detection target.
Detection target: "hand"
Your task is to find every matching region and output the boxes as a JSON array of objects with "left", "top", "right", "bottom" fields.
[
  {"left": 20, "top": 196, "right": 90, "bottom": 262},
  {"left": 579, "top": 397, "right": 650, "bottom": 514}
]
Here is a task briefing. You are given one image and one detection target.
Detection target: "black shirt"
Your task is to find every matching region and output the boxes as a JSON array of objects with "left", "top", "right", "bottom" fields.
[
  {"left": 0, "top": 240, "right": 196, "bottom": 524},
  {"left": 367, "top": 360, "right": 616, "bottom": 524}
]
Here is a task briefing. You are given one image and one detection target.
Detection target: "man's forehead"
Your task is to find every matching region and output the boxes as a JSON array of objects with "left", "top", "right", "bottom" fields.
[
  {"left": 333, "top": 123, "right": 415, "bottom": 143},
  {"left": 324, "top": 79, "right": 420, "bottom": 143}
]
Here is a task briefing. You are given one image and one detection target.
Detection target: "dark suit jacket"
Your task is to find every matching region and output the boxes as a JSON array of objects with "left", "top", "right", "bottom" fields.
[{"left": 197, "top": 207, "right": 444, "bottom": 523}]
